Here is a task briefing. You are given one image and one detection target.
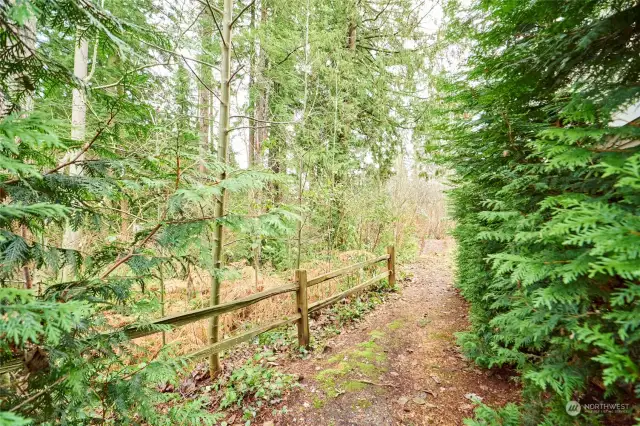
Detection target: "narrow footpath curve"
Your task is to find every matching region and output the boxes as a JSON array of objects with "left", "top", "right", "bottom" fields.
[{"left": 272, "top": 239, "right": 520, "bottom": 426}]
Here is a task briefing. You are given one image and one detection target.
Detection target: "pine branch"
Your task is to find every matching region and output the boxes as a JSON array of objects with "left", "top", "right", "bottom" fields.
[
  {"left": 10, "top": 375, "right": 67, "bottom": 413},
  {"left": 139, "top": 40, "right": 219, "bottom": 70},
  {"left": 230, "top": 115, "right": 295, "bottom": 124},
  {"left": 199, "top": 0, "right": 226, "bottom": 48},
  {"left": 100, "top": 222, "right": 162, "bottom": 279},
  {"left": 231, "top": 1, "right": 256, "bottom": 28},
  {"left": 2, "top": 112, "right": 118, "bottom": 186},
  {"left": 181, "top": 57, "right": 222, "bottom": 104}
]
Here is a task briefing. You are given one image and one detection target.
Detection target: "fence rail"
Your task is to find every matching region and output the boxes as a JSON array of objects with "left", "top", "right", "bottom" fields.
[
  {"left": 1, "top": 246, "right": 396, "bottom": 374},
  {"left": 307, "top": 254, "right": 389, "bottom": 287},
  {"left": 308, "top": 272, "right": 389, "bottom": 314},
  {"left": 124, "top": 283, "right": 299, "bottom": 339}
]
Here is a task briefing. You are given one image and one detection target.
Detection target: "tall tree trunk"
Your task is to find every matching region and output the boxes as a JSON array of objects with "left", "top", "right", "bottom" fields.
[
  {"left": 295, "top": 0, "right": 311, "bottom": 269},
  {"left": 106, "top": 54, "right": 131, "bottom": 240},
  {"left": 198, "top": 14, "right": 213, "bottom": 173},
  {"left": 268, "top": 116, "right": 282, "bottom": 203},
  {"left": 61, "top": 32, "right": 88, "bottom": 280},
  {"left": 332, "top": 5, "right": 358, "bottom": 249},
  {"left": 209, "top": 0, "right": 233, "bottom": 377},
  {"left": 347, "top": 22, "right": 357, "bottom": 51},
  {"left": 119, "top": 198, "right": 129, "bottom": 236},
  {"left": 248, "top": 1, "right": 257, "bottom": 167},
  {"left": 254, "top": 0, "right": 268, "bottom": 163},
  {"left": 248, "top": 1, "right": 267, "bottom": 285}
]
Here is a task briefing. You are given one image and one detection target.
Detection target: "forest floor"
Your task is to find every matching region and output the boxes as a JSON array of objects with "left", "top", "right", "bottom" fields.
[{"left": 264, "top": 239, "right": 521, "bottom": 426}]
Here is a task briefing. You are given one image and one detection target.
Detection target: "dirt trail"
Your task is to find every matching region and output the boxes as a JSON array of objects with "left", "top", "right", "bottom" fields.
[{"left": 271, "top": 240, "right": 519, "bottom": 426}]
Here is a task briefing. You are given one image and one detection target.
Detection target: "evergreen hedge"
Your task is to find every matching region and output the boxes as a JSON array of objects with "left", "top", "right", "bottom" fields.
[{"left": 430, "top": 0, "right": 640, "bottom": 424}]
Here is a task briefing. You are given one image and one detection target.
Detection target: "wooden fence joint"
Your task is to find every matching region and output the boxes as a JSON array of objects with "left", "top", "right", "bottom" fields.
[{"left": 387, "top": 246, "right": 396, "bottom": 288}]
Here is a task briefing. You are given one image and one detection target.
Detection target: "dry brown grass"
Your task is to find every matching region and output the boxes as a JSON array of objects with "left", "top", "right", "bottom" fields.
[
  {"left": 101, "top": 172, "right": 453, "bottom": 360},
  {"left": 135, "top": 251, "right": 387, "bottom": 357}
]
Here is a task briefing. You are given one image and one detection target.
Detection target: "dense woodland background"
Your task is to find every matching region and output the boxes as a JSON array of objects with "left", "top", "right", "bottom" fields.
[
  {"left": 1, "top": 0, "right": 639, "bottom": 424},
  {"left": 0, "top": 0, "right": 441, "bottom": 424}
]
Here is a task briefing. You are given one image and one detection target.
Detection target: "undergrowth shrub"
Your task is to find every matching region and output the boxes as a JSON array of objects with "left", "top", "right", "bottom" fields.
[
  {"left": 216, "top": 351, "right": 297, "bottom": 420},
  {"left": 328, "top": 279, "right": 397, "bottom": 324}
]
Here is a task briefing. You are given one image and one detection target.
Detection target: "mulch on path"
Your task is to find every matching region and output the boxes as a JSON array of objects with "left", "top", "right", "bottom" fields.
[{"left": 265, "top": 239, "right": 520, "bottom": 426}]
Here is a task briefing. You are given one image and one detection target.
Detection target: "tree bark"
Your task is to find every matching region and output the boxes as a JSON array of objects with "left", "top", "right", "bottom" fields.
[
  {"left": 248, "top": 1, "right": 257, "bottom": 166},
  {"left": 61, "top": 31, "right": 89, "bottom": 280},
  {"left": 332, "top": 4, "right": 358, "bottom": 249},
  {"left": 198, "top": 14, "right": 213, "bottom": 173},
  {"left": 248, "top": 1, "right": 267, "bottom": 283},
  {"left": 209, "top": 0, "right": 233, "bottom": 377},
  {"left": 254, "top": 0, "right": 269, "bottom": 163},
  {"left": 347, "top": 22, "right": 357, "bottom": 50}
]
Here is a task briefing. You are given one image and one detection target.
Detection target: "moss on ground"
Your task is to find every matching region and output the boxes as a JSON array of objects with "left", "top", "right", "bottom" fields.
[
  {"left": 343, "top": 380, "right": 367, "bottom": 392},
  {"left": 369, "top": 329, "right": 385, "bottom": 340},
  {"left": 312, "top": 397, "right": 325, "bottom": 409},
  {"left": 417, "top": 318, "right": 431, "bottom": 328},
  {"left": 430, "top": 331, "right": 455, "bottom": 342},
  {"left": 386, "top": 319, "right": 405, "bottom": 330},
  {"left": 314, "top": 331, "right": 388, "bottom": 398},
  {"left": 355, "top": 398, "right": 373, "bottom": 409},
  {"left": 351, "top": 340, "right": 386, "bottom": 363}
]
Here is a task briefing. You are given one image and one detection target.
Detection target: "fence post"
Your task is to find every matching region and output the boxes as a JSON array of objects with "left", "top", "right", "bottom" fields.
[
  {"left": 387, "top": 246, "right": 396, "bottom": 287},
  {"left": 295, "top": 269, "right": 310, "bottom": 348}
]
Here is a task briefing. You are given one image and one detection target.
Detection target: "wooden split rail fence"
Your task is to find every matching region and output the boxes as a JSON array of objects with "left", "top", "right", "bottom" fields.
[
  {"left": 0, "top": 246, "right": 396, "bottom": 374},
  {"left": 128, "top": 245, "right": 395, "bottom": 363}
]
